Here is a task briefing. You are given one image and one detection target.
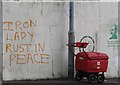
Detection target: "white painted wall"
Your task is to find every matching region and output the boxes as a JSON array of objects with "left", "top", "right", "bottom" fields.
[
  {"left": 0, "top": 1, "right": 3, "bottom": 80},
  {"left": 98, "top": 2, "right": 118, "bottom": 78},
  {"left": 74, "top": 2, "right": 118, "bottom": 78},
  {"left": 2, "top": 1, "right": 119, "bottom": 81},
  {"left": 118, "top": 2, "right": 120, "bottom": 78},
  {"left": 3, "top": 2, "right": 69, "bottom": 80}
]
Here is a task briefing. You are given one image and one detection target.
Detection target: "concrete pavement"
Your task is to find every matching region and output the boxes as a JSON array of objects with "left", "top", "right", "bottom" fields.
[{"left": 1, "top": 78, "right": 120, "bottom": 85}]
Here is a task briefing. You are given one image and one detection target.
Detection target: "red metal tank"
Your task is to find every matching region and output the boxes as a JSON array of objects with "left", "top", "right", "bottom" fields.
[{"left": 75, "top": 52, "right": 109, "bottom": 73}]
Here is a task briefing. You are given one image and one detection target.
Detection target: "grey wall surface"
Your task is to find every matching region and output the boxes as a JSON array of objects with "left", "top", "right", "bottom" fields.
[
  {"left": 1, "top": 1, "right": 119, "bottom": 81},
  {"left": 3, "top": 2, "right": 69, "bottom": 80},
  {"left": 0, "top": 1, "right": 2, "bottom": 80},
  {"left": 98, "top": 2, "right": 118, "bottom": 78},
  {"left": 75, "top": 2, "right": 118, "bottom": 78},
  {"left": 118, "top": 2, "right": 120, "bottom": 78}
]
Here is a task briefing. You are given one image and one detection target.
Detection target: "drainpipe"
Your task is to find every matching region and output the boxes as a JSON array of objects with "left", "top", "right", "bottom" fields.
[{"left": 68, "top": 0, "right": 75, "bottom": 80}]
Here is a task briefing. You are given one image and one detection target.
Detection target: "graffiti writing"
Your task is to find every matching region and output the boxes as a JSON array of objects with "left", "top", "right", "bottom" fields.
[
  {"left": 107, "top": 24, "right": 118, "bottom": 47},
  {"left": 3, "top": 20, "right": 49, "bottom": 66}
]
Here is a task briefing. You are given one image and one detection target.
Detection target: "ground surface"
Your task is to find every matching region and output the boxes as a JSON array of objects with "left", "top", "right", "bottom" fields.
[{"left": 1, "top": 78, "right": 120, "bottom": 85}]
